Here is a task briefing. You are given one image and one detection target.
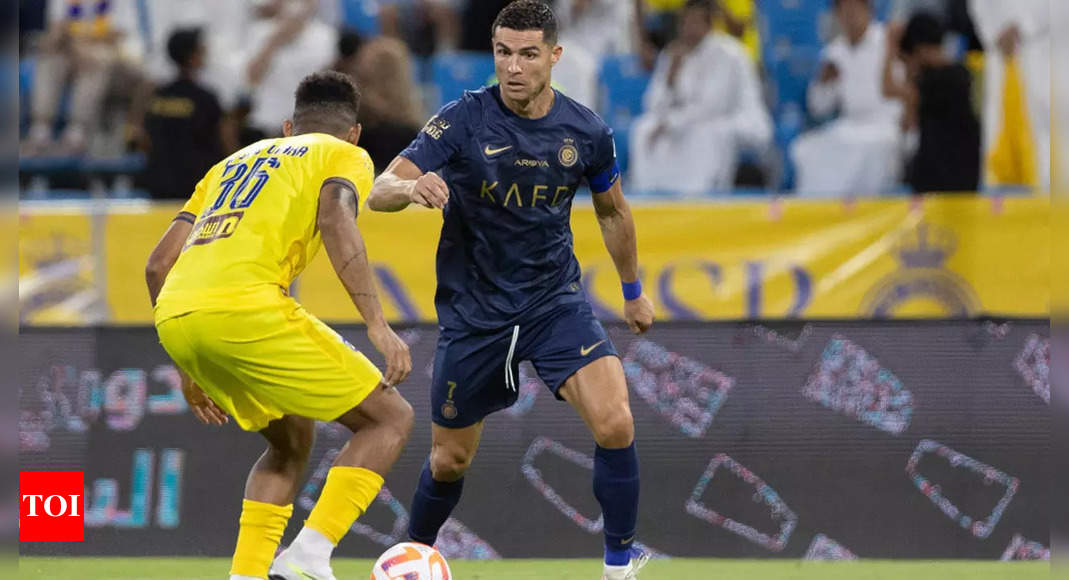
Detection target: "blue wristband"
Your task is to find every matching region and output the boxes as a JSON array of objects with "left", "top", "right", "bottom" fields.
[{"left": 622, "top": 280, "right": 643, "bottom": 301}]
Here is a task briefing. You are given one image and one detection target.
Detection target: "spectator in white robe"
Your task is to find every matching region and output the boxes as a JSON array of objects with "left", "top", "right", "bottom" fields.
[
  {"left": 242, "top": 0, "right": 338, "bottom": 137},
  {"left": 791, "top": 0, "right": 903, "bottom": 196},
  {"left": 552, "top": 0, "right": 638, "bottom": 109},
  {"left": 555, "top": 0, "right": 636, "bottom": 60},
  {"left": 629, "top": 0, "right": 772, "bottom": 195}
]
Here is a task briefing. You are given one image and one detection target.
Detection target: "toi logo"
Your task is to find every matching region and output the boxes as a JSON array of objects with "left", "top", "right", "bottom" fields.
[{"left": 20, "top": 471, "right": 85, "bottom": 541}]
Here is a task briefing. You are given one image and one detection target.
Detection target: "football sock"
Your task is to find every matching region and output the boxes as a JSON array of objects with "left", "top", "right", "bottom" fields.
[
  {"left": 302, "top": 466, "right": 384, "bottom": 552},
  {"left": 408, "top": 457, "right": 464, "bottom": 545},
  {"left": 593, "top": 442, "right": 640, "bottom": 566},
  {"left": 230, "top": 499, "right": 292, "bottom": 578}
]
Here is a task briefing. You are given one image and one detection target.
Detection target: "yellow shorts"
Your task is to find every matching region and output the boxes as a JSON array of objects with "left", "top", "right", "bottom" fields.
[{"left": 156, "top": 300, "right": 383, "bottom": 432}]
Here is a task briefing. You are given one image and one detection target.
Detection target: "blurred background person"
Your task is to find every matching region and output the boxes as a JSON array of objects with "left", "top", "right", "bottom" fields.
[
  {"left": 21, "top": 0, "right": 140, "bottom": 156},
  {"left": 350, "top": 36, "right": 425, "bottom": 172},
  {"left": 457, "top": 0, "right": 515, "bottom": 51},
  {"left": 134, "top": 0, "right": 250, "bottom": 117},
  {"left": 553, "top": 0, "right": 637, "bottom": 107},
  {"left": 968, "top": 0, "right": 1050, "bottom": 191},
  {"left": 715, "top": 0, "right": 760, "bottom": 63},
  {"left": 331, "top": 28, "right": 365, "bottom": 80},
  {"left": 379, "top": 0, "right": 460, "bottom": 57},
  {"left": 141, "top": 28, "right": 224, "bottom": 201},
  {"left": 884, "top": 12, "right": 980, "bottom": 193},
  {"left": 241, "top": 0, "right": 338, "bottom": 139},
  {"left": 556, "top": 0, "right": 637, "bottom": 60},
  {"left": 791, "top": 0, "right": 902, "bottom": 196},
  {"left": 886, "top": 0, "right": 981, "bottom": 57},
  {"left": 628, "top": 0, "right": 771, "bottom": 195}
]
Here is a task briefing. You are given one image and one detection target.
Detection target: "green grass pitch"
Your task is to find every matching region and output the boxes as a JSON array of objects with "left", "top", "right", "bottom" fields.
[{"left": 18, "top": 557, "right": 1048, "bottom": 579}]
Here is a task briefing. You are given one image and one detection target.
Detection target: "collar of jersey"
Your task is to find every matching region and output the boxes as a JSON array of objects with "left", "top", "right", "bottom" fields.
[{"left": 489, "top": 84, "right": 563, "bottom": 127}]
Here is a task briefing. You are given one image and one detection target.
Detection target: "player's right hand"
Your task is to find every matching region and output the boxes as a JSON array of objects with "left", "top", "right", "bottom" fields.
[
  {"left": 409, "top": 172, "right": 450, "bottom": 209},
  {"left": 368, "top": 323, "right": 412, "bottom": 387},
  {"left": 179, "top": 370, "right": 229, "bottom": 426}
]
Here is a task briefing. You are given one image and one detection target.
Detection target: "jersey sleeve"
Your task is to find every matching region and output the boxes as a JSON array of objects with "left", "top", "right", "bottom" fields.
[
  {"left": 320, "top": 143, "right": 376, "bottom": 205},
  {"left": 177, "top": 170, "right": 213, "bottom": 223},
  {"left": 585, "top": 122, "right": 621, "bottom": 194},
  {"left": 399, "top": 96, "right": 472, "bottom": 173}
]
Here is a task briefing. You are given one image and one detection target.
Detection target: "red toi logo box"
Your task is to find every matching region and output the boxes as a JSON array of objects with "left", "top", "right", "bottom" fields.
[{"left": 20, "top": 471, "right": 85, "bottom": 541}]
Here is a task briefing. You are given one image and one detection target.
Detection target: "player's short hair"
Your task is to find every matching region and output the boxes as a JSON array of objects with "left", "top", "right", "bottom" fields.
[
  {"left": 292, "top": 71, "right": 361, "bottom": 133},
  {"left": 900, "top": 12, "right": 945, "bottom": 54},
  {"left": 492, "top": 0, "right": 558, "bottom": 46},
  {"left": 167, "top": 28, "right": 202, "bottom": 68}
]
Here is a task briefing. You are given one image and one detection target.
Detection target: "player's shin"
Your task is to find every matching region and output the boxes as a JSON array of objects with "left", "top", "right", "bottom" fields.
[
  {"left": 408, "top": 457, "right": 464, "bottom": 545},
  {"left": 230, "top": 499, "right": 294, "bottom": 578},
  {"left": 593, "top": 442, "right": 640, "bottom": 566},
  {"left": 295, "top": 466, "right": 385, "bottom": 560}
]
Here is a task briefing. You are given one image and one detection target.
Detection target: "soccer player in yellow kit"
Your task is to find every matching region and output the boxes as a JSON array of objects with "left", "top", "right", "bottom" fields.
[{"left": 145, "top": 71, "right": 413, "bottom": 580}]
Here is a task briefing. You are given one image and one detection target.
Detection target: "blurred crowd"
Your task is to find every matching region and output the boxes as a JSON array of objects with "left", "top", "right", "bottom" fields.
[{"left": 17, "top": 0, "right": 1050, "bottom": 198}]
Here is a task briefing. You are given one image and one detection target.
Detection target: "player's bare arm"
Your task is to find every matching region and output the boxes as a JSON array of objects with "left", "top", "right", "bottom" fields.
[
  {"left": 367, "top": 156, "right": 450, "bottom": 211},
  {"left": 592, "top": 181, "right": 654, "bottom": 334},
  {"left": 317, "top": 180, "right": 413, "bottom": 387},
  {"left": 145, "top": 214, "right": 229, "bottom": 426},
  {"left": 145, "top": 215, "right": 194, "bottom": 308}
]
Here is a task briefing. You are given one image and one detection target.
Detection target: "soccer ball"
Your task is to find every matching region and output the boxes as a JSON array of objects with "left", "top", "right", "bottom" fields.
[{"left": 370, "top": 542, "right": 452, "bottom": 580}]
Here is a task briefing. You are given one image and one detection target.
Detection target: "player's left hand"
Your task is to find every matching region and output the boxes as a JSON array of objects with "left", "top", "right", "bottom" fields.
[
  {"left": 624, "top": 293, "right": 655, "bottom": 334},
  {"left": 179, "top": 370, "right": 229, "bottom": 426}
]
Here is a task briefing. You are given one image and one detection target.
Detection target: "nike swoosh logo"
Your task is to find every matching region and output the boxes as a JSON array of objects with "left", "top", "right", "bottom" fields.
[
  {"left": 287, "top": 562, "right": 326, "bottom": 580},
  {"left": 484, "top": 144, "right": 513, "bottom": 156},
  {"left": 622, "top": 535, "right": 635, "bottom": 545},
  {"left": 580, "top": 340, "right": 606, "bottom": 356}
]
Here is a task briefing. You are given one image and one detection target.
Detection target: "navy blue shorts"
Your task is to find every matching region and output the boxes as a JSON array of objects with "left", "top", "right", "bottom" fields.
[{"left": 430, "top": 301, "right": 617, "bottom": 428}]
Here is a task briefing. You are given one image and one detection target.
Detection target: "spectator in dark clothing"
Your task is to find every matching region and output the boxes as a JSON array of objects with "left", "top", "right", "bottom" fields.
[
  {"left": 888, "top": 12, "right": 980, "bottom": 193},
  {"left": 332, "top": 28, "right": 365, "bottom": 79},
  {"left": 458, "top": 0, "right": 514, "bottom": 51},
  {"left": 143, "top": 28, "right": 223, "bottom": 200}
]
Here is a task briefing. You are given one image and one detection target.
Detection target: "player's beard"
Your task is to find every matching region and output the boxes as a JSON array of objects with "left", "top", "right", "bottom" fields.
[{"left": 522, "top": 75, "right": 552, "bottom": 107}]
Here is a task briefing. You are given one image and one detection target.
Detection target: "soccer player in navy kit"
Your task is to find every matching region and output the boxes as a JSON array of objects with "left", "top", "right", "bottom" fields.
[{"left": 368, "top": 2, "right": 654, "bottom": 577}]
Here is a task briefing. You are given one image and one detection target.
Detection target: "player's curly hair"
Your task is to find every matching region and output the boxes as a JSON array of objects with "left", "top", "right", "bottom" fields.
[
  {"left": 293, "top": 71, "right": 362, "bottom": 133},
  {"left": 492, "top": 0, "right": 558, "bottom": 46}
]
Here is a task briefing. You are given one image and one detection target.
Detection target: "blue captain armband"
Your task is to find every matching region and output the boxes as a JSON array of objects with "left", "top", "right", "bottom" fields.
[{"left": 589, "top": 160, "right": 621, "bottom": 194}]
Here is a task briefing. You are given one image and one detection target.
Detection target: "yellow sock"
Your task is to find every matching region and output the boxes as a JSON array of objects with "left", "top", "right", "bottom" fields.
[
  {"left": 230, "top": 499, "right": 293, "bottom": 578},
  {"left": 305, "top": 466, "right": 384, "bottom": 544}
]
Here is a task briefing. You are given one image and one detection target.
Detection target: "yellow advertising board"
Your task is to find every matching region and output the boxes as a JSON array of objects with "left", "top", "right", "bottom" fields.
[{"left": 18, "top": 196, "right": 1048, "bottom": 325}]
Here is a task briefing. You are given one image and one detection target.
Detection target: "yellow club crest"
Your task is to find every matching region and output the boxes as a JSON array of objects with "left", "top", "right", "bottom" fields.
[{"left": 558, "top": 143, "right": 579, "bottom": 167}]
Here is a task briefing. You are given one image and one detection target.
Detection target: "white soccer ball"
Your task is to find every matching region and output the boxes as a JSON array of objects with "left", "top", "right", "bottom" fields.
[{"left": 370, "top": 542, "right": 452, "bottom": 580}]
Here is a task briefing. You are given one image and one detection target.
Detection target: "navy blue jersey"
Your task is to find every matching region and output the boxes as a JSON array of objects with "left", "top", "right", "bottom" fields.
[{"left": 400, "top": 85, "right": 620, "bottom": 331}]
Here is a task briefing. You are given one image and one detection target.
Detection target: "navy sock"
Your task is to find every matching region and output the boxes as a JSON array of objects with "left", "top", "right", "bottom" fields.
[
  {"left": 408, "top": 458, "right": 464, "bottom": 546},
  {"left": 593, "top": 442, "right": 640, "bottom": 566}
]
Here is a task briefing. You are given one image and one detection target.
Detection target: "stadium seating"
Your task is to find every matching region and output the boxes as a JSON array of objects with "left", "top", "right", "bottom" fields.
[
  {"left": 597, "top": 54, "right": 651, "bottom": 175},
  {"left": 429, "top": 52, "right": 496, "bottom": 111},
  {"left": 19, "top": 56, "right": 35, "bottom": 133},
  {"left": 13, "top": 1, "right": 937, "bottom": 199},
  {"left": 756, "top": 0, "right": 826, "bottom": 188},
  {"left": 597, "top": 54, "right": 650, "bottom": 130},
  {"left": 341, "top": 0, "right": 382, "bottom": 36}
]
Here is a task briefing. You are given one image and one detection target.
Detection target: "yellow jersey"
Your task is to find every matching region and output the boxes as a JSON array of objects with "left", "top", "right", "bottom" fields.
[{"left": 155, "top": 133, "right": 374, "bottom": 321}]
